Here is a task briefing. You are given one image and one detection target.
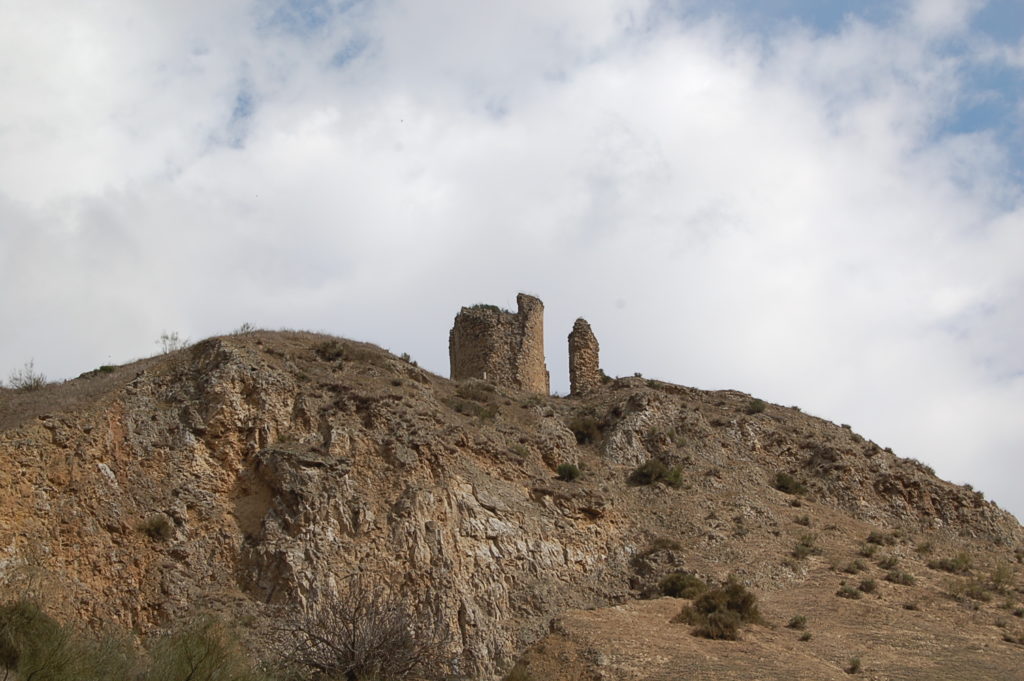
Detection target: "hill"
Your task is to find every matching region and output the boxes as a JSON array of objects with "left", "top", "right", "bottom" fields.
[{"left": 0, "top": 330, "right": 1022, "bottom": 680}]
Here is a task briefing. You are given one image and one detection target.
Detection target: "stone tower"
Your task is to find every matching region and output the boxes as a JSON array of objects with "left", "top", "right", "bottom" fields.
[
  {"left": 568, "top": 318, "right": 601, "bottom": 396},
  {"left": 449, "top": 293, "right": 550, "bottom": 394}
]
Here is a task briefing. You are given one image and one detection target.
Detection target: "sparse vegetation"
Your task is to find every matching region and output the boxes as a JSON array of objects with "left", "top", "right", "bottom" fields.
[
  {"left": 885, "top": 570, "right": 916, "bottom": 586},
  {"left": 858, "top": 544, "right": 878, "bottom": 558},
  {"left": 794, "top": 515, "right": 811, "bottom": 526},
  {"left": 858, "top": 578, "right": 877, "bottom": 594},
  {"left": 928, "top": 553, "right": 973, "bottom": 574},
  {"left": 157, "top": 331, "right": 189, "bottom": 354},
  {"left": 837, "top": 585, "right": 862, "bottom": 599},
  {"left": 786, "top": 615, "right": 807, "bottom": 630},
  {"left": 556, "top": 463, "right": 581, "bottom": 482},
  {"left": 7, "top": 360, "right": 46, "bottom": 391},
  {"left": 877, "top": 555, "right": 898, "bottom": 569},
  {"left": 866, "top": 531, "right": 896, "bottom": 546},
  {"left": 846, "top": 656, "right": 862, "bottom": 674},
  {"left": 799, "top": 631, "right": 812, "bottom": 641},
  {"left": 673, "top": 579, "right": 761, "bottom": 640},
  {"left": 568, "top": 413, "right": 602, "bottom": 444},
  {"left": 842, "top": 560, "right": 867, "bottom": 574},
  {"left": 792, "top": 533, "right": 821, "bottom": 560},
  {"left": 630, "top": 459, "right": 682, "bottom": 488},
  {"left": 313, "top": 339, "right": 345, "bottom": 362},
  {"left": 773, "top": 472, "right": 807, "bottom": 496}
]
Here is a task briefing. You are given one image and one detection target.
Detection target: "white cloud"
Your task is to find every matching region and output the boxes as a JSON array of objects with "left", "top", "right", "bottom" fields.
[{"left": 1, "top": 0, "right": 1022, "bottom": 520}]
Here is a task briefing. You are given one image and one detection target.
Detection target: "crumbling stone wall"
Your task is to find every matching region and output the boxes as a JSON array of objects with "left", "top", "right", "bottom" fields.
[
  {"left": 568, "top": 318, "right": 601, "bottom": 396},
  {"left": 449, "top": 293, "right": 550, "bottom": 394}
]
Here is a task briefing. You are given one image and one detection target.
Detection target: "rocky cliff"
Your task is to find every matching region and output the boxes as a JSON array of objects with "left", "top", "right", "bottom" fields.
[{"left": 0, "top": 331, "right": 1021, "bottom": 679}]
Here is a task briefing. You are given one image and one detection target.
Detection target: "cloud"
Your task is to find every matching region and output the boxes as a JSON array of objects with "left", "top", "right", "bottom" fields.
[{"left": 1, "top": 0, "right": 1022, "bottom": 520}]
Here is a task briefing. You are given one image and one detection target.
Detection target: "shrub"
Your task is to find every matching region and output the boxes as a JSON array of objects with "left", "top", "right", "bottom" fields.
[
  {"left": 773, "top": 472, "right": 807, "bottom": 495},
  {"left": 744, "top": 399, "right": 766, "bottom": 415},
  {"left": 556, "top": 463, "right": 581, "bottom": 482},
  {"left": 138, "top": 514, "right": 174, "bottom": 541},
  {"left": 786, "top": 615, "right": 807, "bottom": 630},
  {"left": 866, "top": 531, "right": 896, "bottom": 546},
  {"left": 157, "top": 331, "right": 189, "bottom": 354},
  {"left": 858, "top": 544, "right": 877, "bottom": 558},
  {"left": 928, "top": 553, "right": 972, "bottom": 574},
  {"left": 231, "top": 323, "right": 256, "bottom": 335},
  {"left": 885, "top": 570, "right": 916, "bottom": 586},
  {"left": 944, "top": 577, "right": 992, "bottom": 602},
  {"left": 837, "top": 585, "right": 862, "bottom": 599},
  {"left": 990, "top": 563, "right": 1015, "bottom": 593},
  {"left": 313, "top": 340, "right": 345, "bottom": 362},
  {"left": 847, "top": 656, "right": 861, "bottom": 674},
  {"left": 842, "top": 560, "right": 867, "bottom": 574},
  {"left": 0, "top": 599, "right": 137, "bottom": 681},
  {"left": 799, "top": 631, "right": 812, "bottom": 641},
  {"left": 1013, "top": 607, "right": 1024, "bottom": 618},
  {"left": 794, "top": 515, "right": 811, "bottom": 526},
  {"left": 273, "top": 576, "right": 452, "bottom": 681},
  {"left": 674, "top": 579, "right": 760, "bottom": 640},
  {"left": 877, "top": 555, "right": 898, "bottom": 570},
  {"left": 630, "top": 459, "right": 682, "bottom": 488},
  {"left": 7, "top": 360, "right": 46, "bottom": 391},
  {"left": 792, "top": 533, "right": 821, "bottom": 560},
  {"left": 568, "top": 414, "right": 602, "bottom": 444},
  {"left": 914, "top": 541, "right": 934, "bottom": 555},
  {"left": 858, "top": 579, "right": 877, "bottom": 594},
  {"left": 659, "top": 573, "right": 707, "bottom": 599},
  {"left": 455, "top": 381, "right": 496, "bottom": 402},
  {"left": 148, "top": 616, "right": 265, "bottom": 681}
]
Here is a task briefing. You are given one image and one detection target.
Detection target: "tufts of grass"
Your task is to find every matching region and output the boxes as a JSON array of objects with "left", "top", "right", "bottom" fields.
[
  {"left": 556, "top": 463, "right": 581, "bottom": 482},
  {"left": 659, "top": 573, "right": 707, "bottom": 599},
  {"left": 792, "top": 533, "right": 822, "bottom": 560},
  {"left": 928, "top": 553, "right": 973, "bottom": 575},
  {"left": 786, "top": 615, "right": 807, "bottom": 630},
  {"left": 837, "top": 585, "right": 862, "bottom": 600},
  {"left": 885, "top": 570, "right": 916, "bottom": 586},
  {"left": 773, "top": 472, "right": 807, "bottom": 496},
  {"left": 630, "top": 459, "right": 683, "bottom": 488}
]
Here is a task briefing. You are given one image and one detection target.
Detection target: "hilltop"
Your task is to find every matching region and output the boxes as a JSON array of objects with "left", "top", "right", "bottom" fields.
[{"left": 0, "top": 329, "right": 1022, "bottom": 680}]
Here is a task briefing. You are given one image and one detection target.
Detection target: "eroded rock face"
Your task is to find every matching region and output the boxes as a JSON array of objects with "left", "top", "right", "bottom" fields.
[
  {"left": 449, "top": 293, "right": 549, "bottom": 394},
  {"left": 568, "top": 318, "right": 601, "bottom": 397},
  {"left": 0, "top": 332, "right": 1021, "bottom": 680}
]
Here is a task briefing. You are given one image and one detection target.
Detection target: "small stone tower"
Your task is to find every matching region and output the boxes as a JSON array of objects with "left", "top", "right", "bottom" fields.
[
  {"left": 449, "top": 293, "right": 550, "bottom": 394},
  {"left": 568, "top": 318, "right": 601, "bottom": 396}
]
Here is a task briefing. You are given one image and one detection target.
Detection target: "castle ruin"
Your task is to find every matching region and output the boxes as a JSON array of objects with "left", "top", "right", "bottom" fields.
[
  {"left": 568, "top": 318, "right": 601, "bottom": 396},
  {"left": 449, "top": 293, "right": 602, "bottom": 396},
  {"left": 449, "top": 293, "right": 550, "bottom": 394}
]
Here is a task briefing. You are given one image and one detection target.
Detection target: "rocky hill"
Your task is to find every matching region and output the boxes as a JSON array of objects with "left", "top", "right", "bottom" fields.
[{"left": 1, "top": 330, "right": 1022, "bottom": 680}]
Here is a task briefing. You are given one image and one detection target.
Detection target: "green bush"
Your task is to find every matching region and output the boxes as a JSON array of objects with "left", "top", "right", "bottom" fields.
[
  {"left": 773, "top": 472, "right": 807, "bottom": 495},
  {"left": 659, "top": 573, "right": 707, "bottom": 599},
  {"left": 630, "top": 459, "right": 682, "bottom": 488},
  {"left": 858, "top": 579, "right": 877, "bottom": 594},
  {"left": 842, "top": 560, "right": 867, "bottom": 574},
  {"left": 556, "top": 463, "right": 581, "bottom": 482},
  {"left": 786, "top": 615, "right": 807, "bottom": 630},
  {"left": 674, "top": 579, "right": 760, "bottom": 640},
  {"left": 877, "top": 555, "right": 898, "bottom": 569}
]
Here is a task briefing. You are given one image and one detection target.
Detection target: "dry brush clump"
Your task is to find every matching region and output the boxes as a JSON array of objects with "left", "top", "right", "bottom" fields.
[{"left": 271, "top": 576, "right": 454, "bottom": 681}]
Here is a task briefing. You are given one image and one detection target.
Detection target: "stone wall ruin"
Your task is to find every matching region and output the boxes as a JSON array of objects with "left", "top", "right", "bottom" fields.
[
  {"left": 449, "top": 293, "right": 550, "bottom": 394},
  {"left": 568, "top": 318, "right": 601, "bottom": 396}
]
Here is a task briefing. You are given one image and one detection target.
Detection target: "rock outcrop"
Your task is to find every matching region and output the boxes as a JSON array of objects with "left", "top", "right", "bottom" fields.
[{"left": 0, "top": 330, "right": 1022, "bottom": 680}]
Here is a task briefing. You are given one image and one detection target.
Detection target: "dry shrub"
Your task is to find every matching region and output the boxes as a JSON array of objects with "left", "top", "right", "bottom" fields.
[{"left": 273, "top": 575, "right": 452, "bottom": 681}]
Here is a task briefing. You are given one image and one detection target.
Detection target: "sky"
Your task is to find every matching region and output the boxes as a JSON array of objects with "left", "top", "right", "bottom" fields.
[{"left": 1, "top": 0, "right": 1022, "bottom": 521}]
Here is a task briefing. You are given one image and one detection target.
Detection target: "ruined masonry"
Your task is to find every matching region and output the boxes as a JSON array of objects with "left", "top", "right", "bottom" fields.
[
  {"left": 568, "top": 318, "right": 601, "bottom": 396},
  {"left": 449, "top": 293, "right": 602, "bottom": 395},
  {"left": 449, "top": 293, "right": 550, "bottom": 394}
]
